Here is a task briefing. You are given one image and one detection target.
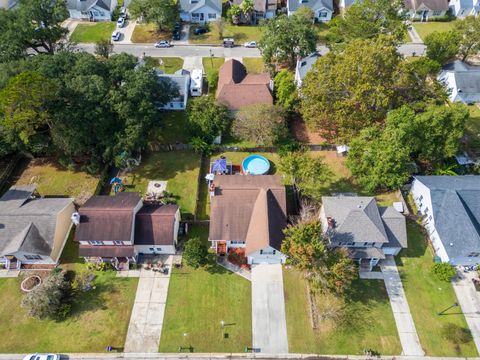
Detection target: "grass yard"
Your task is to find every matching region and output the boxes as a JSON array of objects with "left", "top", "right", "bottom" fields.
[
  {"left": 159, "top": 225, "right": 252, "bottom": 352},
  {"left": 131, "top": 23, "right": 171, "bottom": 43},
  {"left": 14, "top": 158, "right": 100, "bottom": 205},
  {"left": 315, "top": 22, "right": 330, "bottom": 44},
  {"left": 70, "top": 22, "right": 116, "bottom": 43},
  {"left": 243, "top": 57, "right": 264, "bottom": 73},
  {"left": 283, "top": 268, "right": 401, "bottom": 355},
  {"left": 413, "top": 21, "right": 458, "bottom": 41},
  {"left": 190, "top": 23, "right": 263, "bottom": 45},
  {"left": 396, "top": 220, "right": 478, "bottom": 356},
  {"left": 0, "top": 271, "right": 137, "bottom": 353},
  {"left": 463, "top": 104, "right": 480, "bottom": 156},
  {"left": 144, "top": 56, "right": 184, "bottom": 74},
  {"left": 203, "top": 57, "right": 225, "bottom": 92},
  {"left": 120, "top": 151, "right": 201, "bottom": 218},
  {"left": 149, "top": 110, "right": 190, "bottom": 145}
]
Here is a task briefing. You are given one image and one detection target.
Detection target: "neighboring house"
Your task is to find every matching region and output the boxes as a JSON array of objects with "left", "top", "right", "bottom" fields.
[
  {"left": 320, "top": 195, "right": 407, "bottom": 271},
  {"left": 449, "top": 0, "right": 480, "bottom": 17},
  {"left": 66, "top": 0, "right": 117, "bottom": 21},
  {"left": 0, "top": 0, "right": 18, "bottom": 9},
  {"left": 404, "top": 0, "right": 449, "bottom": 21},
  {"left": 75, "top": 192, "right": 180, "bottom": 269},
  {"left": 216, "top": 59, "right": 273, "bottom": 112},
  {"left": 411, "top": 176, "right": 480, "bottom": 266},
  {"left": 179, "top": 0, "right": 222, "bottom": 23},
  {"left": 0, "top": 185, "right": 75, "bottom": 270},
  {"left": 209, "top": 175, "right": 287, "bottom": 265},
  {"left": 232, "top": 0, "right": 277, "bottom": 20},
  {"left": 438, "top": 60, "right": 480, "bottom": 104},
  {"left": 338, "top": 0, "right": 356, "bottom": 12},
  {"left": 287, "top": 0, "right": 333, "bottom": 22},
  {"left": 295, "top": 52, "right": 321, "bottom": 88},
  {"left": 156, "top": 69, "right": 190, "bottom": 110}
]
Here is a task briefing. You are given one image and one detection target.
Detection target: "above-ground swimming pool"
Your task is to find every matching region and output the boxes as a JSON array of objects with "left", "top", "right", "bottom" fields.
[{"left": 242, "top": 155, "right": 270, "bottom": 175}]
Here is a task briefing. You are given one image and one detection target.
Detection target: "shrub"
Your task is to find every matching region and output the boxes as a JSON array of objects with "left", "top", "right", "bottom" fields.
[
  {"left": 432, "top": 262, "right": 457, "bottom": 282},
  {"left": 71, "top": 269, "right": 95, "bottom": 292},
  {"left": 183, "top": 236, "right": 209, "bottom": 268},
  {"left": 442, "top": 323, "right": 473, "bottom": 344},
  {"left": 207, "top": 69, "right": 219, "bottom": 92}
]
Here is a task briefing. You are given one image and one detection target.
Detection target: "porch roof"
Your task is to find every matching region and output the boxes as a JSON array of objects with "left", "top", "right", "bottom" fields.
[{"left": 348, "top": 247, "right": 386, "bottom": 260}]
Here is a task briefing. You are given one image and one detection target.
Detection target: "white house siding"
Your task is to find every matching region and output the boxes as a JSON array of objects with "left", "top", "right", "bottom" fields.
[
  {"left": 406, "top": 8, "right": 447, "bottom": 21},
  {"left": 449, "top": 0, "right": 474, "bottom": 17},
  {"left": 181, "top": 5, "right": 221, "bottom": 23},
  {"left": 315, "top": 8, "right": 332, "bottom": 22},
  {"left": 134, "top": 245, "right": 176, "bottom": 254},
  {"left": 173, "top": 209, "right": 180, "bottom": 244},
  {"left": 383, "top": 247, "right": 401, "bottom": 256},
  {"left": 247, "top": 246, "right": 287, "bottom": 265},
  {"left": 13, "top": 251, "right": 56, "bottom": 265}
]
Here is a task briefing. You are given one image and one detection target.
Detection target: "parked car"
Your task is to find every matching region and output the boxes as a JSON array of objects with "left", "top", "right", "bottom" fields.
[
  {"left": 117, "top": 16, "right": 125, "bottom": 28},
  {"left": 172, "top": 30, "right": 181, "bottom": 40},
  {"left": 120, "top": 6, "right": 128, "bottom": 18},
  {"left": 244, "top": 41, "right": 256, "bottom": 48},
  {"left": 194, "top": 27, "right": 208, "bottom": 35},
  {"left": 154, "top": 40, "right": 171, "bottom": 48},
  {"left": 23, "top": 355, "right": 59, "bottom": 360},
  {"left": 223, "top": 38, "right": 234, "bottom": 48},
  {"left": 174, "top": 22, "right": 182, "bottom": 30},
  {"left": 111, "top": 31, "right": 121, "bottom": 41}
]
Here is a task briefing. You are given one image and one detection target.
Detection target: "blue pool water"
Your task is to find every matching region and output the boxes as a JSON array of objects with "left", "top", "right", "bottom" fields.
[{"left": 242, "top": 155, "right": 270, "bottom": 175}]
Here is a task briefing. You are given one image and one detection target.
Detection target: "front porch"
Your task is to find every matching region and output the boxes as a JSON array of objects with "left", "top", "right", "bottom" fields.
[
  {"left": 348, "top": 247, "right": 386, "bottom": 272},
  {"left": 0, "top": 256, "right": 21, "bottom": 270}
]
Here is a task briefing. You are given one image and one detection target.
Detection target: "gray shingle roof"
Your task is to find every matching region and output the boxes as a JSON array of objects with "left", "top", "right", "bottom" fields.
[
  {"left": 380, "top": 206, "right": 408, "bottom": 248},
  {"left": 349, "top": 247, "right": 386, "bottom": 260},
  {"left": 179, "top": 0, "right": 221, "bottom": 13},
  {"left": 296, "top": 52, "right": 321, "bottom": 82},
  {"left": 288, "top": 0, "right": 333, "bottom": 13},
  {"left": 66, "top": 0, "right": 113, "bottom": 12}
]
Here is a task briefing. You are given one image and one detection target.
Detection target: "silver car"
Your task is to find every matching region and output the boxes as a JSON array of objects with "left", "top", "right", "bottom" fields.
[
  {"left": 111, "top": 30, "right": 121, "bottom": 41},
  {"left": 154, "top": 40, "right": 171, "bottom": 48},
  {"left": 23, "top": 355, "right": 59, "bottom": 360}
]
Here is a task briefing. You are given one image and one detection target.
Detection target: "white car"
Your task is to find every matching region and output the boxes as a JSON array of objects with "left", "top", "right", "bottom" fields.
[
  {"left": 23, "top": 355, "right": 59, "bottom": 360},
  {"left": 154, "top": 40, "right": 171, "bottom": 48},
  {"left": 117, "top": 16, "right": 125, "bottom": 28},
  {"left": 244, "top": 41, "right": 256, "bottom": 48},
  {"left": 111, "top": 31, "right": 121, "bottom": 41}
]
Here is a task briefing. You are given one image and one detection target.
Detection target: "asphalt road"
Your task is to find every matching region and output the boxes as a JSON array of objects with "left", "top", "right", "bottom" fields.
[{"left": 76, "top": 43, "right": 426, "bottom": 58}]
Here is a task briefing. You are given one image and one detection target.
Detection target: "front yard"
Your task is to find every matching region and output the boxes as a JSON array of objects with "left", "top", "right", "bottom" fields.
[
  {"left": 413, "top": 21, "right": 458, "bottom": 41},
  {"left": 243, "top": 57, "right": 264, "bottom": 73},
  {"left": 144, "top": 57, "right": 184, "bottom": 74},
  {"left": 159, "top": 225, "right": 252, "bottom": 352},
  {"left": 283, "top": 268, "right": 401, "bottom": 355},
  {"left": 190, "top": 23, "right": 263, "bottom": 45},
  {"left": 119, "top": 151, "right": 201, "bottom": 218},
  {"left": 70, "top": 22, "right": 116, "bottom": 43},
  {"left": 131, "top": 23, "right": 171, "bottom": 43},
  {"left": 396, "top": 220, "right": 478, "bottom": 356}
]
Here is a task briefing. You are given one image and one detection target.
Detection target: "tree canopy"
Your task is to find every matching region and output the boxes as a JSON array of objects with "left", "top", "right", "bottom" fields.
[
  {"left": 129, "top": 0, "right": 179, "bottom": 31},
  {"left": 424, "top": 31, "right": 461, "bottom": 65},
  {"left": 187, "top": 96, "right": 231, "bottom": 143},
  {"left": 274, "top": 69, "right": 298, "bottom": 111},
  {"left": 455, "top": 16, "right": 480, "bottom": 61}
]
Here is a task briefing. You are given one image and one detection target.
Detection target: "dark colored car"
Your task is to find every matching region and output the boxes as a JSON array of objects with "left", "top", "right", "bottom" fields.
[
  {"left": 194, "top": 27, "right": 208, "bottom": 35},
  {"left": 172, "top": 30, "right": 181, "bottom": 40},
  {"left": 174, "top": 22, "right": 181, "bottom": 30}
]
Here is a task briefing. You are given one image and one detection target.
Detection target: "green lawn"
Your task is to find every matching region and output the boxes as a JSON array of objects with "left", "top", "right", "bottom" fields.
[
  {"left": 190, "top": 23, "right": 263, "bottom": 45},
  {"left": 131, "top": 23, "right": 171, "bottom": 43},
  {"left": 464, "top": 104, "right": 480, "bottom": 156},
  {"left": 70, "top": 22, "right": 116, "bottom": 43},
  {"left": 413, "top": 21, "right": 458, "bottom": 41},
  {"left": 396, "top": 220, "right": 478, "bottom": 356},
  {"left": 283, "top": 268, "right": 401, "bottom": 355},
  {"left": 202, "top": 57, "right": 225, "bottom": 92},
  {"left": 144, "top": 56, "right": 184, "bottom": 74},
  {"left": 159, "top": 225, "right": 252, "bottom": 352},
  {"left": 14, "top": 158, "right": 100, "bottom": 205},
  {"left": 120, "top": 151, "right": 201, "bottom": 218},
  {"left": 0, "top": 271, "right": 137, "bottom": 353},
  {"left": 314, "top": 22, "right": 330, "bottom": 44},
  {"left": 243, "top": 57, "right": 264, "bottom": 73},
  {"left": 149, "top": 110, "right": 190, "bottom": 145}
]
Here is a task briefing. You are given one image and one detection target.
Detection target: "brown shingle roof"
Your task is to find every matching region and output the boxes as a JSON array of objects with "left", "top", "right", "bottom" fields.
[
  {"left": 216, "top": 59, "right": 273, "bottom": 111},
  {"left": 209, "top": 175, "right": 286, "bottom": 255},
  {"left": 135, "top": 204, "right": 179, "bottom": 246},
  {"left": 79, "top": 245, "right": 135, "bottom": 257}
]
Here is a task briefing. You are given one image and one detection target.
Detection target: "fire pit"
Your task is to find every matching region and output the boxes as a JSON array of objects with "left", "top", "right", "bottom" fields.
[{"left": 20, "top": 275, "right": 42, "bottom": 292}]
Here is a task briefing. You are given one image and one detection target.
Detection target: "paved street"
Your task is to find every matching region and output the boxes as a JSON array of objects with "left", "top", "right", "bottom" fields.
[
  {"left": 251, "top": 264, "right": 288, "bottom": 354},
  {"left": 380, "top": 256, "right": 424, "bottom": 356},
  {"left": 452, "top": 271, "right": 480, "bottom": 354}
]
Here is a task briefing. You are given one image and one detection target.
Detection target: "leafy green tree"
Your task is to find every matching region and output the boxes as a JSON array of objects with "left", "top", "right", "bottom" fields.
[
  {"left": 455, "top": 16, "right": 480, "bottom": 61},
  {"left": 241, "top": 0, "right": 254, "bottom": 24},
  {"left": 294, "top": 6, "right": 315, "bottom": 22},
  {"left": 227, "top": 4, "right": 242, "bottom": 25},
  {"left": 432, "top": 263, "right": 457, "bottom": 282},
  {"left": 328, "top": 0, "right": 406, "bottom": 44},
  {"left": 274, "top": 69, "right": 298, "bottom": 111},
  {"left": 129, "top": 0, "right": 179, "bottom": 31},
  {"left": 232, "top": 104, "right": 288, "bottom": 146},
  {"left": 183, "top": 237, "right": 209, "bottom": 268},
  {"left": 187, "top": 96, "right": 231, "bottom": 142},
  {"left": 424, "top": 31, "right": 461, "bottom": 65},
  {"left": 94, "top": 40, "right": 114, "bottom": 59},
  {"left": 258, "top": 14, "right": 318, "bottom": 70}
]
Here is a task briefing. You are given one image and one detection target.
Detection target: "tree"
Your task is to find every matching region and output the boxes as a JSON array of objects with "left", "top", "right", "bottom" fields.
[
  {"left": 241, "top": 0, "right": 254, "bottom": 24},
  {"left": 216, "top": 18, "right": 225, "bottom": 39},
  {"left": 232, "top": 104, "right": 288, "bottom": 146},
  {"left": 327, "top": 0, "right": 407, "bottom": 44},
  {"left": 227, "top": 4, "right": 242, "bottom": 25},
  {"left": 129, "top": 0, "right": 179, "bottom": 31},
  {"left": 424, "top": 31, "right": 461, "bottom": 65},
  {"left": 183, "top": 237, "right": 209, "bottom": 268},
  {"left": 274, "top": 69, "right": 298, "bottom": 111},
  {"left": 455, "top": 16, "right": 480, "bottom": 61},
  {"left": 432, "top": 263, "right": 457, "bottom": 282},
  {"left": 187, "top": 96, "right": 231, "bottom": 142},
  {"left": 94, "top": 40, "right": 114, "bottom": 59},
  {"left": 258, "top": 14, "right": 318, "bottom": 70},
  {"left": 279, "top": 151, "right": 332, "bottom": 201},
  {"left": 294, "top": 6, "right": 315, "bottom": 22}
]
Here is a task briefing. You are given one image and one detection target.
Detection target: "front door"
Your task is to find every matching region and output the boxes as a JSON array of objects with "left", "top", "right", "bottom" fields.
[{"left": 200, "top": 13, "right": 204, "bottom": 22}]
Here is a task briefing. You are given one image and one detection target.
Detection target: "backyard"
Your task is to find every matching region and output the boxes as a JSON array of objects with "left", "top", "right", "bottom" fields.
[
  {"left": 159, "top": 225, "right": 252, "bottom": 352},
  {"left": 396, "top": 220, "right": 478, "bottom": 356},
  {"left": 119, "top": 151, "right": 201, "bottom": 218},
  {"left": 243, "top": 57, "right": 264, "bottom": 73},
  {"left": 283, "top": 268, "right": 401, "bottom": 355},
  {"left": 149, "top": 110, "right": 190, "bottom": 145},
  {"left": 70, "top": 22, "right": 116, "bottom": 43},
  {"left": 463, "top": 104, "right": 480, "bottom": 156},
  {"left": 131, "top": 23, "right": 171, "bottom": 43},
  {"left": 190, "top": 23, "right": 263, "bottom": 45},
  {"left": 413, "top": 20, "right": 458, "bottom": 41},
  {"left": 14, "top": 158, "right": 100, "bottom": 204}
]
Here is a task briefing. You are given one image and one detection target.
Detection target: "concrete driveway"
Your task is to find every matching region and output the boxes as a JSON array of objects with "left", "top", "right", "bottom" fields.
[{"left": 251, "top": 264, "right": 288, "bottom": 354}]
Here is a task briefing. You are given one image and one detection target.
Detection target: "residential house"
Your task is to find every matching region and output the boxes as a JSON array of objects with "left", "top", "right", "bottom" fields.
[
  {"left": 320, "top": 195, "right": 407, "bottom": 271},
  {"left": 209, "top": 175, "right": 287, "bottom": 265},
  {"left": 66, "top": 0, "right": 117, "bottom": 21},
  {"left": 0, "top": 185, "right": 75, "bottom": 270},
  {"left": 75, "top": 192, "right": 180, "bottom": 269},
  {"left": 216, "top": 59, "right": 273, "bottom": 112},
  {"left": 338, "top": 0, "right": 356, "bottom": 12},
  {"left": 287, "top": 0, "right": 333, "bottom": 22},
  {"left": 411, "top": 176, "right": 480, "bottom": 265},
  {"left": 438, "top": 60, "right": 480, "bottom": 104},
  {"left": 179, "top": 0, "right": 222, "bottom": 23},
  {"left": 156, "top": 69, "right": 190, "bottom": 110},
  {"left": 232, "top": 0, "right": 277, "bottom": 20},
  {"left": 295, "top": 52, "right": 321, "bottom": 88},
  {"left": 0, "top": 0, "right": 18, "bottom": 9},
  {"left": 449, "top": 0, "right": 479, "bottom": 17},
  {"left": 404, "top": 0, "right": 449, "bottom": 21}
]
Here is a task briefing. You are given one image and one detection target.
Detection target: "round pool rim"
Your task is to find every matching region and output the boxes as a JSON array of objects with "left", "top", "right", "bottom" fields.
[{"left": 242, "top": 155, "right": 270, "bottom": 175}]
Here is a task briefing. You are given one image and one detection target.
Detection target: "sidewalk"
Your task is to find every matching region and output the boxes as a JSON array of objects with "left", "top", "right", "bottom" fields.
[
  {"left": 217, "top": 256, "right": 251, "bottom": 281},
  {"left": 407, "top": 25, "right": 423, "bottom": 44}
]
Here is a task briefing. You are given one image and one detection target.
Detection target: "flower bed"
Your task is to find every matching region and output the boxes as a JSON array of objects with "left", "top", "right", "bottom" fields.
[{"left": 227, "top": 248, "right": 249, "bottom": 270}]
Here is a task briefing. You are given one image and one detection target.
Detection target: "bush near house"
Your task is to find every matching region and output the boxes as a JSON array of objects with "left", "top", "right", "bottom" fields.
[
  {"left": 183, "top": 236, "right": 209, "bottom": 268},
  {"left": 432, "top": 262, "right": 457, "bottom": 282}
]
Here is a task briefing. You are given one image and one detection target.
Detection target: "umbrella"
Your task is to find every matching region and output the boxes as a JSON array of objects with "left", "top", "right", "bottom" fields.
[
  {"left": 110, "top": 177, "right": 123, "bottom": 185},
  {"left": 212, "top": 158, "right": 227, "bottom": 173}
]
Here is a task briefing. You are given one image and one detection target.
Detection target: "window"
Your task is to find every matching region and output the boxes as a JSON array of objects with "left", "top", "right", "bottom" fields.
[
  {"left": 424, "top": 207, "right": 429, "bottom": 214},
  {"left": 208, "top": 13, "right": 216, "bottom": 19},
  {"left": 429, "top": 215, "right": 432, "bottom": 221},
  {"left": 230, "top": 241, "right": 245, "bottom": 245},
  {"left": 273, "top": 250, "right": 276, "bottom": 255},
  {"left": 156, "top": 247, "right": 162, "bottom": 251},
  {"left": 25, "top": 255, "right": 42, "bottom": 260},
  {"left": 192, "top": 12, "right": 200, "bottom": 18},
  {"left": 468, "top": 252, "right": 480, "bottom": 257},
  {"left": 149, "top": 248, "right": 155, "bottom": 251},
  {"left": 363, "top": 242, "right": 373, "bottom": 246},
  {"left": 114, "top": 240, "right": 123, "bottom": 245},
  {"left": 90, "top": 240, "right": 102, "bottom": 245},
  {"left": 318, "top": 11, "right": 328, "bottom": 17},
  {"left": 433, "top": 10, "right": 442, "bottom": 16},
  {"left": 260, "top": 249, "right": 263, "bottom": 254},
  {"left": 418, "top": 195, "right": 423, "bottom": 201}
]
